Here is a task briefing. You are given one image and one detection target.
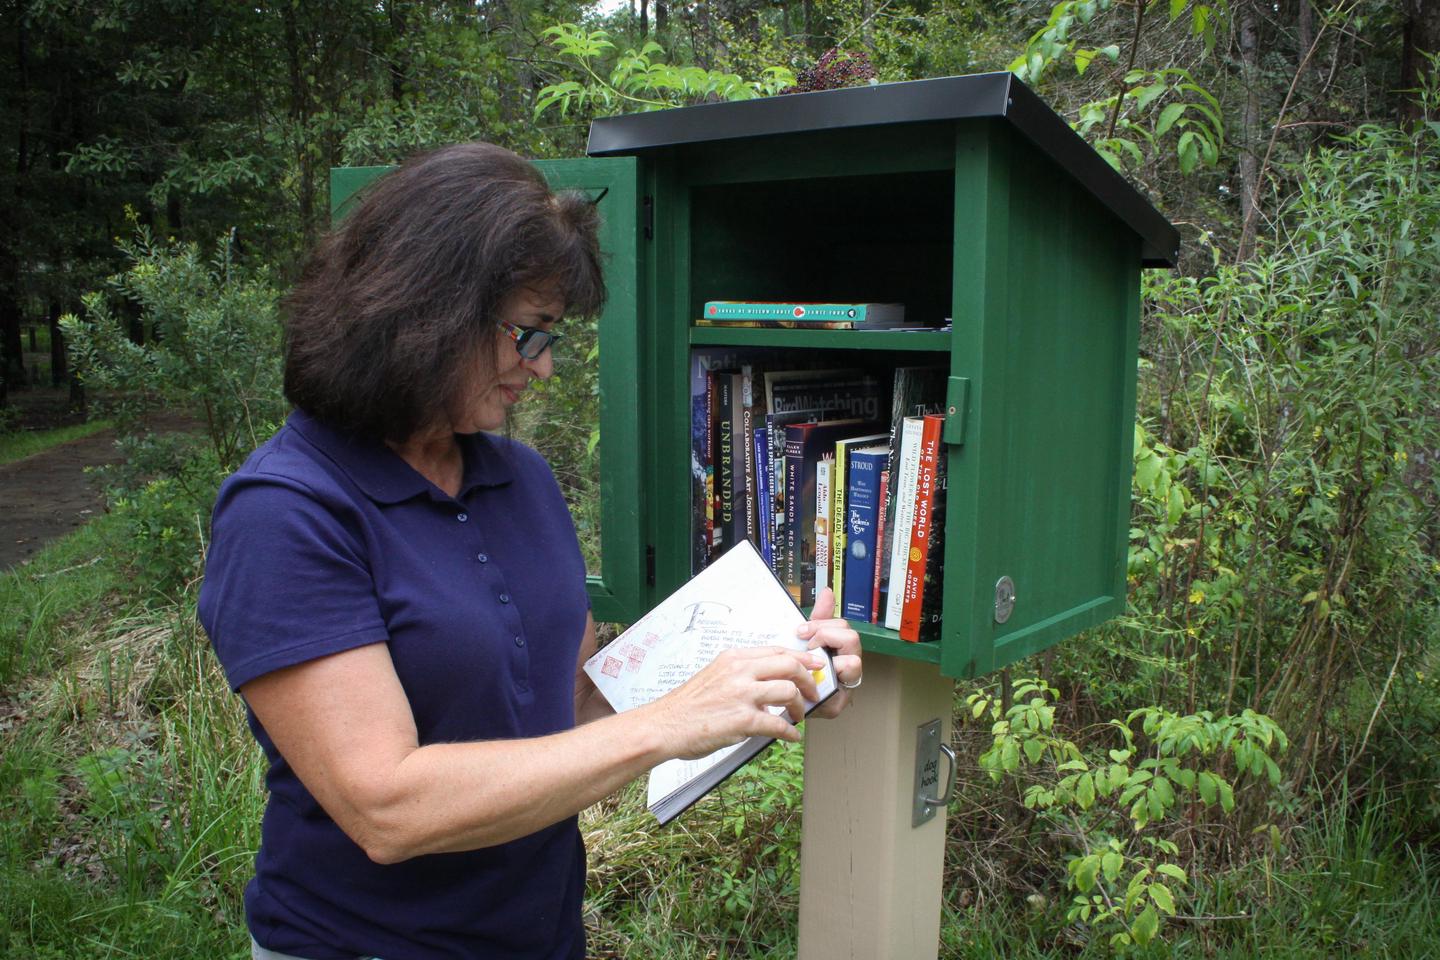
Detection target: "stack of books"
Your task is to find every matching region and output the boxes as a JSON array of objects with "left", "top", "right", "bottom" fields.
[{"left": 690, "top": 343, "right": 949, "bottom": 642}]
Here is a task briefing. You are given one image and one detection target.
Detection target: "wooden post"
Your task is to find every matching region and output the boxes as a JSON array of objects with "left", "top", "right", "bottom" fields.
[{"left": 797, "top": 655, "right": 955, "bottom": 960}]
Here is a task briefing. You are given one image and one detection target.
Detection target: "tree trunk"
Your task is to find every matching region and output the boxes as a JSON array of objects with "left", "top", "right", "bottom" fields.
[
  {"left": 640, "top": 0, "right": 649, "bottom": 36},
  {"left": 283, "top": 3, "right": 319, "bottom": 251},
  {"left": 1400, "top": 0, "right": 1440, "bottom": 121},
  {"left": 48, "top": 300, "right": 66, "bottom": 387},
  {"left": 1236, "top": 1, "right": 1263, "bottom": 260}
]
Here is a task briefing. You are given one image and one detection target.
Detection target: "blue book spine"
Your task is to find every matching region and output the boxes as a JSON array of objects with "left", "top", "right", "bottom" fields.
[
  {"left": 754, "top": 427, "right": 772, "bottom": 567},
  {"left": 842, "top": 448, "right": 889, "bottom": 622}
]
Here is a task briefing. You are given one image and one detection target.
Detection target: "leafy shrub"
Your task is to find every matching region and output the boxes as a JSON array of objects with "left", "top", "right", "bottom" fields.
[
  {"left": 963, "top": 678, "right": 1288, "bottom": 951},
  {"left": 60, "top": 223, "right": 286, "bottom": 593},
  {"left": 61, "top": 220, "right": 286, "bottom": 474},
  {"left": 1071, "top": 115, "right": 1440, "bottom": 790}
]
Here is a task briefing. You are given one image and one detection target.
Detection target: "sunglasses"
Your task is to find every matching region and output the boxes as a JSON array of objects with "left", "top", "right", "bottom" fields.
[{"left": 498, "top": 319, "right": 564, "bottom": 360}]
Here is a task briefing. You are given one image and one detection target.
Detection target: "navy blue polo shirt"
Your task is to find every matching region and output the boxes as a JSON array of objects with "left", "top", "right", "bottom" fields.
[{"left": 198, "top": 409, "right": 589, "bottom": 960}]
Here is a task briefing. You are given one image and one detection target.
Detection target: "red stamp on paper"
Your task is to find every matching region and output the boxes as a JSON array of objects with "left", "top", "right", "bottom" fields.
[
  {"left": 626, "top": 645, "right": 646, "bottom": 668},
  {"left": 601, "top": 656, "right": 623, "bottom": 678},
  {"left": 642, "top": 632, "right": 660, "bottom": 647}
]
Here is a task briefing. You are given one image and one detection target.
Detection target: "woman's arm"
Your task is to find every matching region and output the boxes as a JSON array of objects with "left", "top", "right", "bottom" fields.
[
  {"left": 572, "top": 612, "right": 615, "bottom": 725},
  {"left": 242, "top": 637, "right": 825, "bottom": 864}
]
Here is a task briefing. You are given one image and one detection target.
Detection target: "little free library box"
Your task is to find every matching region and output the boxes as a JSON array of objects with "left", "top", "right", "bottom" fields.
[{"left": 332, "top": 71, "right": 1177, "bottom": 960}]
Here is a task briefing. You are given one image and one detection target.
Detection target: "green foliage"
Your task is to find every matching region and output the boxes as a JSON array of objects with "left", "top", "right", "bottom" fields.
[
  {"left": 535, "top": 25, "right": 796, "bottom": 118},
  {"left": 1009, "top": 0, "right": 1226, "bottom": 175},
  {"left": 1092, "top": 114, "right": 1440, "bottom": 779},
  {"left": 966, "top": 678, "right": 1288, "bottom": 951},
  {"left": 60, "top": 223, "right": 285, "bottom": 474}
]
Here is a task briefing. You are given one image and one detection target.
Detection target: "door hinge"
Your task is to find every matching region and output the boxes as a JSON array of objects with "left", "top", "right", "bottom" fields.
[
  {"left": 646, "top": 545, "right": 656, "bottom": 586},
  {"left": 642, "top": 195, "right": 654, "bottom": 240}
]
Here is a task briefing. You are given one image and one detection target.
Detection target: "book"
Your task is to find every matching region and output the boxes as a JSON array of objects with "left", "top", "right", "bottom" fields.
[
  {"left": 830, "top": 431, "right": 887, "bottom": 608},
  {"left": 764, "top": 368, "right": 887, "bottom": 423},
  {"left": 689, "top": 349, "right": 765, "bottom": 573},
  {"left": 784, "top": 419, "right": 883, "bottom": 605},
  {"left": 582, "top": 541, "right": 839, "bottom": 825},
  {"left": 899, "top": 414, "right": 945, "bottom": 642},
  {"left": 713, "top": 371, "right": 737, "bottom": 555},
  {"left": 883, "top": 417, "right": 926, "bottom": 630},
  {"left": 695, "top": 318, "right": 937, "bottom": 331},
  {"left": 879, "top": 368, "right": 946, "bottom": 612},
  {"left": 740, "top": 366, "right": 759, "bottom": 546},
  {"left": 815, "top": 458, "right": 833, "bottom": 595},
  {"left": 765, "top": 408, "right": 824, "bottom": 579},
  {"left": 841, "top": 444, "right": 889, "bottom": 622},
  {"left": 914, "top": 440, "right": 948, "bottom": 643},
  {"left": 753, "top": 427, "right": 773, "bottom": 567},
  {"left": 703, "top": 301, "right": 907, "bottom": 325},
  {"left": 871, "top": 468, "right": 889, "bottom": 623}
]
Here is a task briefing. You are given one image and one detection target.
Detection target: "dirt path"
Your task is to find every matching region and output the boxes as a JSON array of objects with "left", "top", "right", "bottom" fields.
[{"left": 0, "top": 429, "right": 123, "bottom": 570}]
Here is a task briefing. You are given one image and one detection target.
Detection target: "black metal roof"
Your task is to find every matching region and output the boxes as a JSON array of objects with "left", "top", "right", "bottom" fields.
[{"left": 587, "top": 72, "right": 1179, "bottom": 267}]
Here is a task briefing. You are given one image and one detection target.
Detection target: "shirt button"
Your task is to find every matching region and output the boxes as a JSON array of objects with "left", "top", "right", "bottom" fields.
[
  {"left": 499, "top": 593, "right": 510, "bottom": 604},
  {"left": 513, "top": 635, "right": 525, "bottom": 647},
  {"left": 456, "top": 513, "right": 468, "bottom": 522},
  {"left": 477, "top": 553, "right": 488, "bottom": 563}
]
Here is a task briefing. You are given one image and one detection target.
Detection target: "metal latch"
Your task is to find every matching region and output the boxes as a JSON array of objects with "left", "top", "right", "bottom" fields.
[{"left": 912, "top": 718, "right": 957, "bottom": 827}]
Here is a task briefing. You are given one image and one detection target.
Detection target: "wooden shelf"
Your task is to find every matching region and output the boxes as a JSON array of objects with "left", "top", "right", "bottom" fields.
[
  {"left": 855, "top": 622, "right": 942, "bottom": 664},
  {"left": 690, "top": 326, "right": 951, "bottom": 352}
]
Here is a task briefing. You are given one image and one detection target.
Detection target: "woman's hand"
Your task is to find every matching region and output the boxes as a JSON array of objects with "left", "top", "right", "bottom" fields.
[
  {"left": 797, "top": 587, "right": 863, "bottom": 720},
  {"left": 643, "top": 645, "right": 827, "bottom": 759}
]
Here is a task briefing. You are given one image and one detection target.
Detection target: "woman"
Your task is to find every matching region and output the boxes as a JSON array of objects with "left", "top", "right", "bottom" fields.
[{"left": 198, "top": 142, "right": 863, "bottom": 960}]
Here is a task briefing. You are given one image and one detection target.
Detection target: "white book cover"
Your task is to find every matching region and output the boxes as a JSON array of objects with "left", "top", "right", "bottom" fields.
[
  {"left": 884, "top": 417, "right": 925, "bottom": 630},
  {"left": 582, "top": 541, "right": 838, "bottom": 823}
]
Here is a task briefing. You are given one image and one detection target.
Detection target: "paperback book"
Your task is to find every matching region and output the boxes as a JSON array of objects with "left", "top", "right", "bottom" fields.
[
  {"left": 703, "top": 301, "right": 907, "bottom": 325},
  {"left": 582, "top": 541, "right": 838, "bottom": 825}
]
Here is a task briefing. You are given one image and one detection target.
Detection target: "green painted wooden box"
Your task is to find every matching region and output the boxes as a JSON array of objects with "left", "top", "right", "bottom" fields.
[{"left": 331, "top": 72, "right": 1177, "bottom": 681}]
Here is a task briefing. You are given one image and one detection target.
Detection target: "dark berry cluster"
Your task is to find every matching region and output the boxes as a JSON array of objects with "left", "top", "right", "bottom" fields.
[{"left": 781, "top": 49, "right": 877, "bottom": 94}]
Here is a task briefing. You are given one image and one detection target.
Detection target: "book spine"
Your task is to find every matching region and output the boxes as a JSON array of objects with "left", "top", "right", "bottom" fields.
[
  {"left": 690, "top": 353, "right": 707, "bottom": 575},
  {"left": 830, "top": 443, "right": 847, "bottom": 604},
  {"left": 871, "top": 469, "right": 889, "bottom": 623},
  {"left": 704, "top": 369, "right": 717, "bottom": 563},
  {"left": 783, "top": 428, "right": 804, "bottom": 601},
  {"left": 884, "top": 418, "right": 925, "bottom": 630},
  {"left": 695, "top": 318, "right": 865, "bottom": 329},
  {"left": 703, "top": 301, "right": 887, "bottom": 322},
  {"left": 715, "top": 373, "right": 735, "bottom": 555},
  {"left": 769, "top": 416, "right": 789, "bottom": 578},
  {"left": 815, "top": 458, "right": 832, "bottom": 595},
  {"left": 841, "top": 450, "right": 886, "bottom": 621},
  {"left": 729, "top": 372, "right": 747, "bottom": 553},
  {"left": 754, "top": 427, "right": 772, "bottom": 568},
  {"left": 741, "top": 367, "right": 757, "bottom": 546},
  {"left": 880, "top": 369, "right": 945, "bottom": 599},
  {"left": 917, "top": 425, "right": 948, "bottom": 642},
  {"left": 899, "top": 416, "right": 944, "bottom": 641}
]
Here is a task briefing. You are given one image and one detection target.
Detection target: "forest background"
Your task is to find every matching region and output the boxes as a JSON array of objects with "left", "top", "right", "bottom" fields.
[{"left": 1, "top": 0, "right": 1438, "bottom": 956}]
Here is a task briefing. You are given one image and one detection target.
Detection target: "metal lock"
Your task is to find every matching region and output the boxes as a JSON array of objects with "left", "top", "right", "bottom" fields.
[{"left": 994, "top": 576, "right": 1016, "bottom": 624}]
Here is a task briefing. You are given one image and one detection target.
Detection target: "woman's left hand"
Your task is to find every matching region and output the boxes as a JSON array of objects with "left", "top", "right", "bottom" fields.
[{"left": 795, "top": 587, "right": 862, "bottom": 719}]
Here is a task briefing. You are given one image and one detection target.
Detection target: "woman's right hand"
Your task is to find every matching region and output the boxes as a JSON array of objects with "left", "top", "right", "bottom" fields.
[{"left": 641, "top": 646, "right": 827, "bottom": 760}]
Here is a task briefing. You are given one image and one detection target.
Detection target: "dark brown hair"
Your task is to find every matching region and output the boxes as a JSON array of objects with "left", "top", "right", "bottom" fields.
[{"left": 283, "top": 142, "right": 606, "bottom": 442}]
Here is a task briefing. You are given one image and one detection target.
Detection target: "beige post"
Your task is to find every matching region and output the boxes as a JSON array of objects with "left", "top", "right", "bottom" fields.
[{"left": 797, "top": 655, "right": 955, "bottom": 960}]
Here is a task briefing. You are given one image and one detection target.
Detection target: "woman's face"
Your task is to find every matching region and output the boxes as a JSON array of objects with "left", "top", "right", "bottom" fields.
[{"left": 451, "top": 284, "right": 565, "bottom": 435}]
